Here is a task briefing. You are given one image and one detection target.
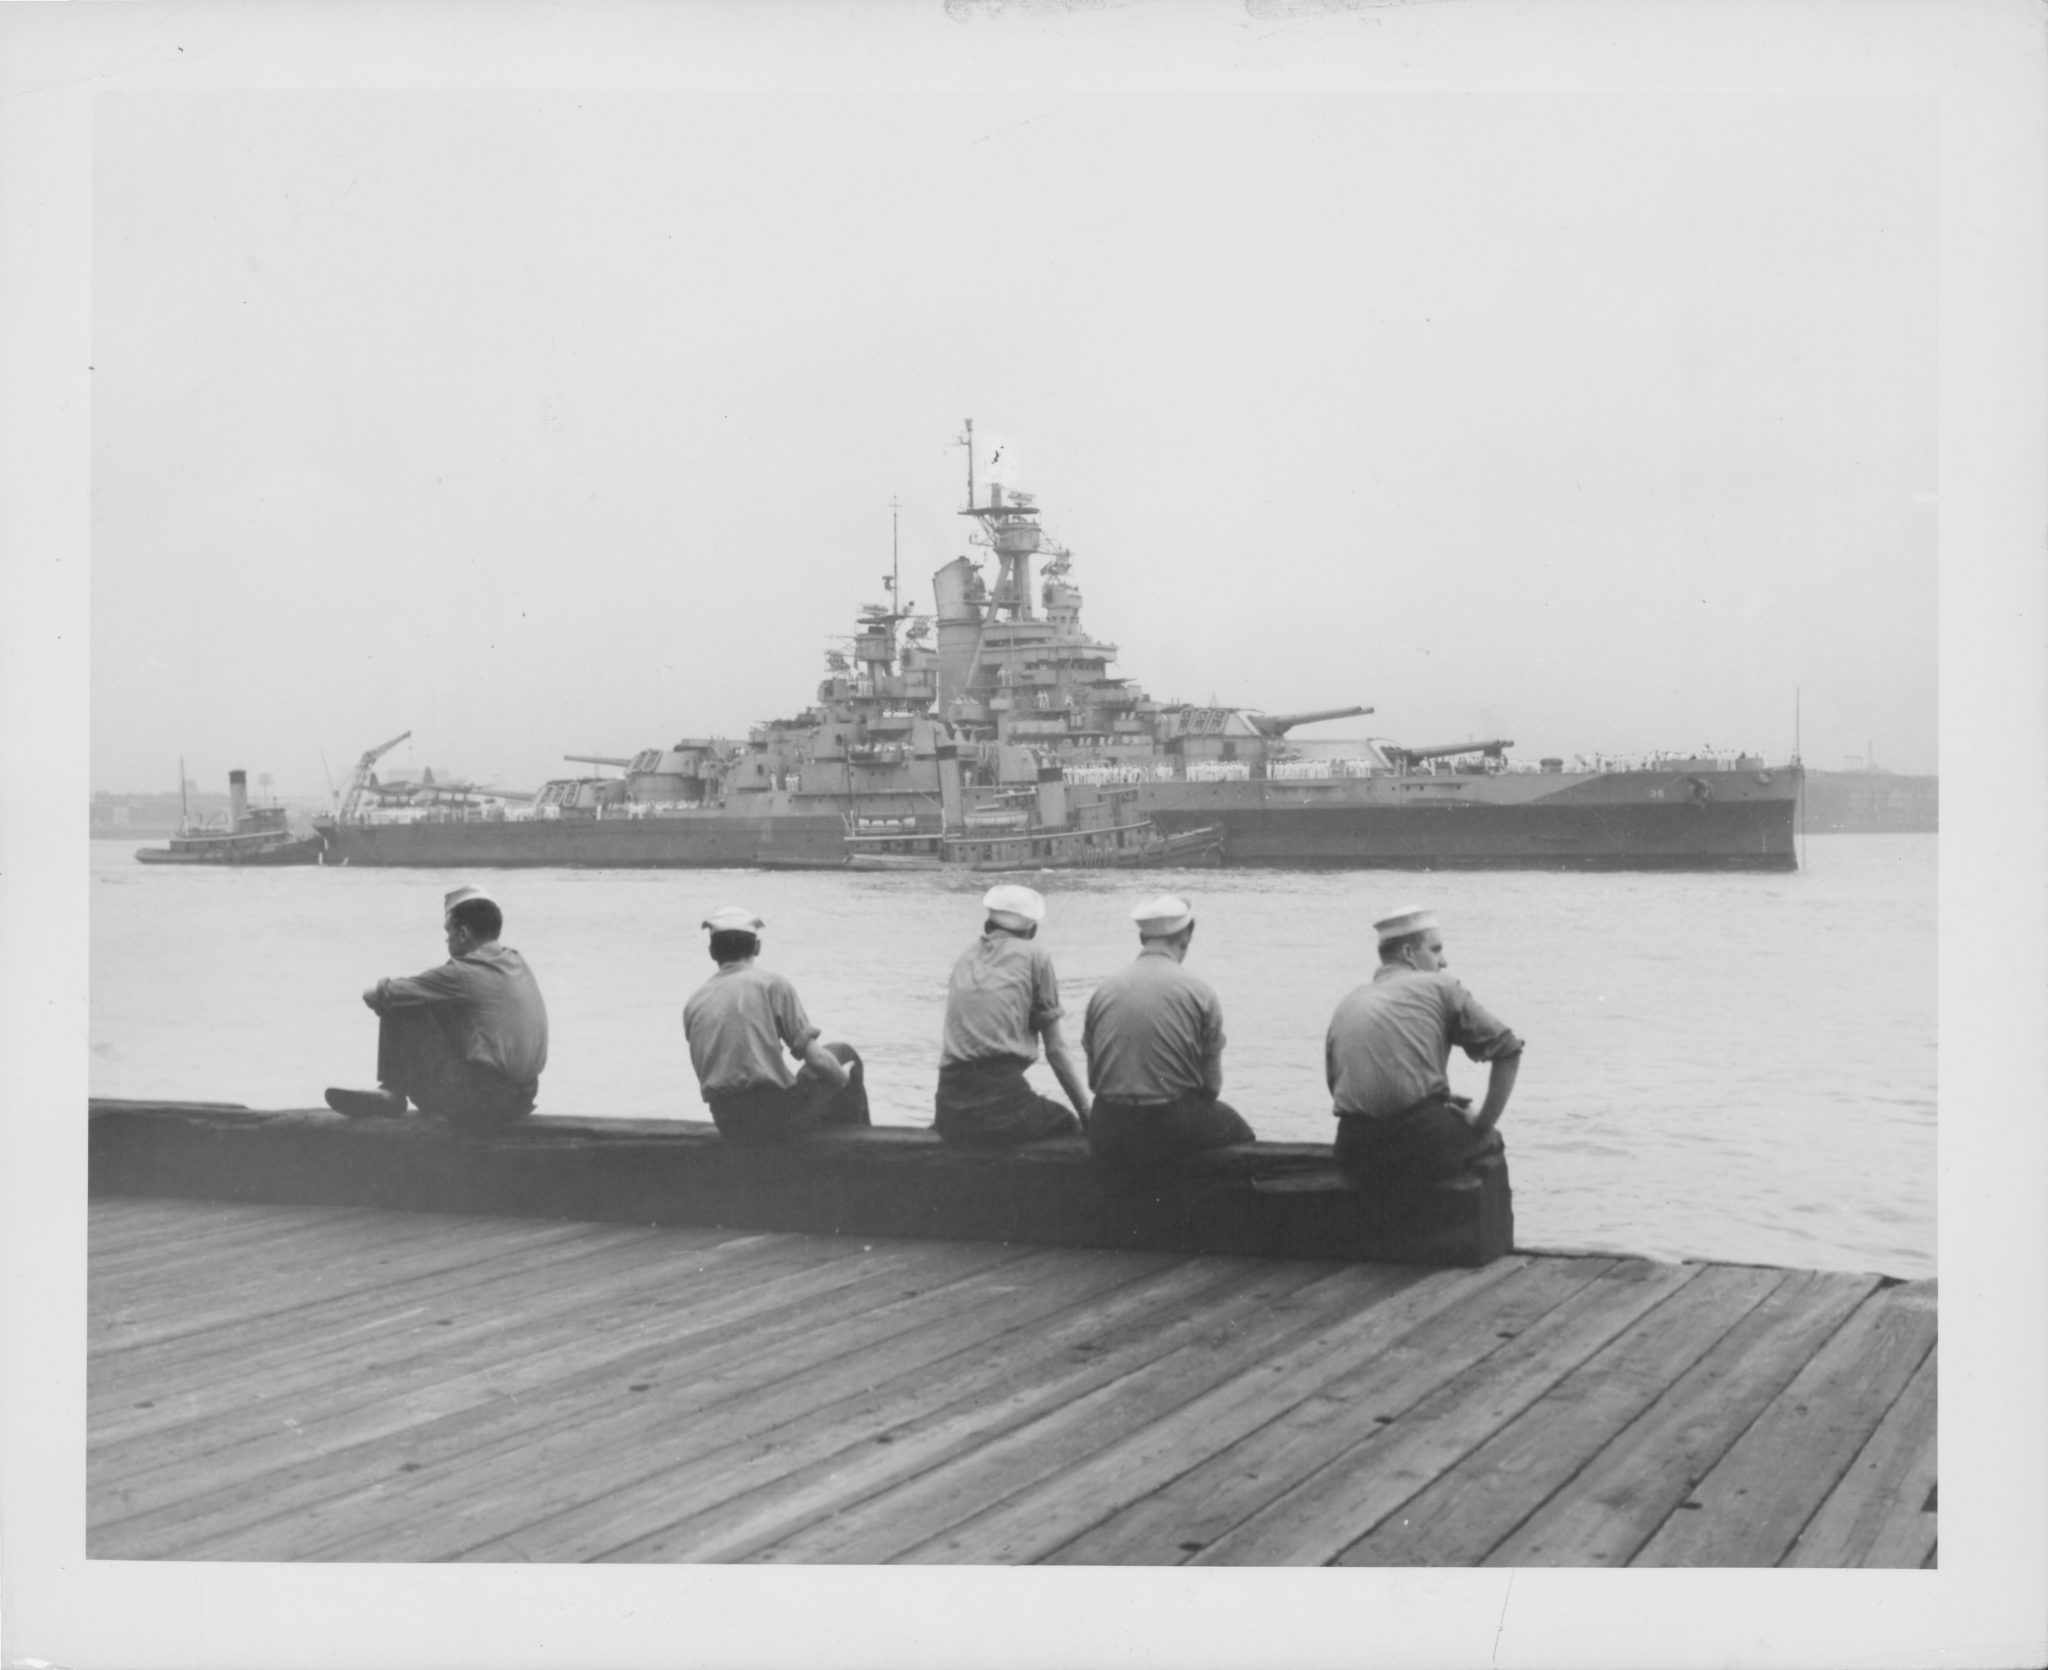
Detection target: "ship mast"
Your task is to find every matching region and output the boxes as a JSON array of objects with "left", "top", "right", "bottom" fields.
[{"left": 957, "top": 418, "right": 975, "bottom": 511}]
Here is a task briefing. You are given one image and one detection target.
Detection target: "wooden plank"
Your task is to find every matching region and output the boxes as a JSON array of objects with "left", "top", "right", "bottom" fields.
[
  {"left": 89, "top": 1200, "right": 361, "bottom": 1263},
  {"left": 1630, "top": 1278, "right": 1933, "bottom": 1565},
  {"left": 579, "top": 1257, "right": 1347, "bottom": 1564},
  {"left": 91, "top": 1228, "right": 932, "bottom": 1519},
  {"left": 91, "top": 1210, "right": 624, "bottom": 1354},
  {"left": 1631, "top": 1279, "right": 1936, "bottom": 1566},
  {"left": 159, "top": 1240, "right": 1059, "bottom": 1561},
  {"left": 1334, "top": 1263, "right": 1787, "bottom": 1565},
  {"left": 101, "top": 1238, "right": 1033, "bottom": 1559},
  {"left": 1781, "top": 1347, "right": 1936, "bottom": 1568},
  {"left": 88, "top": 1220, "right": 691, "bottom": 1445},
  {"left": 1481, "top": 1268, "right": 1882, "bottom": 1566},
  {"left": 894, "top": 1260, "right": 1531, "bottom": 1564},
  {"left": 88, "top": 1205, "right": 457, "bottom": 1307},
  {"left": 737, "top": 1261, "right": 1452, "bottom": 1566},
  {"left": 90, "top": 1216, "right": 655, "bottom": 1396},
  {"left": 91, "top": 1236, "right": 1021, "bottom": 1557},
  {"left": 89, "top": 1198, "right": 480, "bottom": 1283},
  {"left": 89, "top": 1225, "right": 835, "bottom": 1484},
  {"left": 89, "top": 1215, "right": 722, "bottom": 1405},
  {"left": 304, "top": 1247, "right": 1216, "bottom": 1562},
  {"left": 372, "top": 1247, "right": 1202, "bottom": 1561},
  {"left": 1189, "top": 1258, "right": 1700, "bottom": 1566},
  {"left": 455, "top": 1253, "right": 1256, "bottom": 1562},
  {"left": 89, "top": 1195, "right": 352, "bottom": 1243},
  {"left": 1045, "top": 1256, "right": 1614, "bottom": 1565}
]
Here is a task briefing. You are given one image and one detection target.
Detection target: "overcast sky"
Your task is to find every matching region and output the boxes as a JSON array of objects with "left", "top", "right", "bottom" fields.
[{"left": 90, "top": 83, "right": 1936, "bottom": 795}]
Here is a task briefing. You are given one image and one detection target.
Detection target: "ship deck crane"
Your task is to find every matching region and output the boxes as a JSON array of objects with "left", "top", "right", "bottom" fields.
[{"left": 337, "top": 730, "right": 412, "bottom": 822}]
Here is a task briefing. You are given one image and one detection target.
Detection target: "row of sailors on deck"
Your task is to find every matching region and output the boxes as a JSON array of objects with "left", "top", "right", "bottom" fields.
[{"left": 324, "top": 884, "right": 1524, "bottom": 1190}]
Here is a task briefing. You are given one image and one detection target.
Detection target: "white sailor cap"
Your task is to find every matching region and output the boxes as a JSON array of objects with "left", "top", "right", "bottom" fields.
[
  {"left": 1374, "top": 905, "right": 1437, "bottom": 943},
  {"left": 1131, "top": 894, "right": 1194, "bottom": 936},
  {"left": 702, "top": 905, "right": 765, "bottom": 934},
  {"left": 443, "top": 884, "right": 496, "bottom": 917},
  {"left": 981, "top": 884, "right": 1046, "bottom": 929}
]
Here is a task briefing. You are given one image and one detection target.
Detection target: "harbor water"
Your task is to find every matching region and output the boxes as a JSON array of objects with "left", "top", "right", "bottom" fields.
[{"left": 89, "top": 834, "right": 1935, "bottom": 1279}]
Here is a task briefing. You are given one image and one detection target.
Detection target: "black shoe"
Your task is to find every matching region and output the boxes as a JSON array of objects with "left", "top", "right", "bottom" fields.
[{"left": 325, "top": 1086, "right": 407, "bottom": 1118}]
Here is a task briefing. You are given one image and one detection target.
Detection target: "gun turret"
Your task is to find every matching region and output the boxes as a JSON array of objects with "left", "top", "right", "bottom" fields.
[{"left": 1246, "top": 705, "right": 1372, "bottom": 739}]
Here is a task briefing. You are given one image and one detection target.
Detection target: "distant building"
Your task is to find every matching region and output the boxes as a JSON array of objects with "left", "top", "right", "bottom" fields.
[
  {"left": 1801, "top": 771, "right": 1938, "bottom": 833},
  {"left": 91, "top": 787, "right": 324, "bottom": 839}
]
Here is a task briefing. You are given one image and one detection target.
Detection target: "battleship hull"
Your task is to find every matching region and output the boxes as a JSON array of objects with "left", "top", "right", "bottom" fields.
[
  {"left": 1137, "top": 767, "right": 1799, "bottom": 870},
  {"left": 314, "top": 767, "right": 1800, "bottom": 871}
]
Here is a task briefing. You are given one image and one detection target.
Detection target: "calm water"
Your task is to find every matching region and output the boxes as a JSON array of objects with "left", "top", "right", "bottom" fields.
[{"left": 89, "top": 835, "right": 1935, "bottom": 1278}]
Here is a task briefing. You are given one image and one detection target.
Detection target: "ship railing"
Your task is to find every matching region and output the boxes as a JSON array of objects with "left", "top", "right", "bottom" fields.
[
  {"left": 1267, "top": 758, "right": 1393, "bottom": 780},
  {"left": 1064, "top": 758, "right": 1403, "bottom": 787},
  {"left": 1568, "top": 751, "right": 1767, "bottom": 774},
  {"left": 1061, "top": 763, "right": 1180, "bottom": 785}
]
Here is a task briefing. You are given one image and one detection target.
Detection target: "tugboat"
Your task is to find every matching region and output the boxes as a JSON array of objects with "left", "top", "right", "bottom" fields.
[
  {"left": 136, "top": 768, "right": 322, "bottom": 866},
  {"left": 844, "top": 781, "right": 1224, "bottom": 872},
  {"left": 312, "top": 424, "right": 1804, "bottom": 872}
]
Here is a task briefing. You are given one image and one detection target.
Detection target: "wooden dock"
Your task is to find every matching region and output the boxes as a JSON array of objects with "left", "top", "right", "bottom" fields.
[{"left": 89, "top": 1196, "right": 1936, "bottom": 1566}]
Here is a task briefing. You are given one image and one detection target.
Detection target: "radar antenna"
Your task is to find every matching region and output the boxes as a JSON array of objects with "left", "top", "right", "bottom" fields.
[
  {"left": 956, "top": 419, "right": 975, "bottom": 510},
  {"left": 886, "top": 494, "right": 901, "bottom": 608}
]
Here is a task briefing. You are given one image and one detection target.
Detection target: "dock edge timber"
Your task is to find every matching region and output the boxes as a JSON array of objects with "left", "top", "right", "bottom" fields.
[{"left": 88, "top": 1099, "right": 1512, "bottom": 1268}]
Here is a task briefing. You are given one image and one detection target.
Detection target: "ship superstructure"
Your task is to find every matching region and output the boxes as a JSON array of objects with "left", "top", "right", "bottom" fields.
[{"left": 313, "top": 425, "right": 1802, "bottom": 871}]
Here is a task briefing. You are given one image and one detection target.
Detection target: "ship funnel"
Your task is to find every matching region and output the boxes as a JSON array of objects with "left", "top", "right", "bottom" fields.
[{"left": 228, "top": 769, "right": 249, "bottom": 832}]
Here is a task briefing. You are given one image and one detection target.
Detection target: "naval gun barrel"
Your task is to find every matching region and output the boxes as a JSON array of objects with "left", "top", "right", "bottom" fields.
[
  {"left": 1246, "top": 705, "right": 1372, "bottom": 739},
  {"left": 563, "top": 754, "right": 635, "bottom": 768}
]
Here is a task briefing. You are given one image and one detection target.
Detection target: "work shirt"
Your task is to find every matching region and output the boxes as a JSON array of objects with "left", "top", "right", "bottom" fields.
[
  {"left": 1083, "top": 947, "right": 1226, "bottom": 1102},
  {"left": 375, "top": 943, "right": 549, "bottom": 1091},
  {"left": 940, "top": 933, "right": 1062, "bottom": 1066},
  {"left": 1325, "top": 964, "right": 1522, "bottom": 1121},
  {"left": 683, "top": 963, "right": 820, "bottom": 1098}
]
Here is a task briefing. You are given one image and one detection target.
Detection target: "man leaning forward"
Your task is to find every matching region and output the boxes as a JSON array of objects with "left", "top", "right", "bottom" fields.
[
  {"left": 682, "top": 905, "right": 869, "bottom": 1145},
  {"left": 325, "top": 884, "right": 549, "bottom": 1136},
  {"left": 1325, "top": 905, "right": 1523, "bottom": 1189}
]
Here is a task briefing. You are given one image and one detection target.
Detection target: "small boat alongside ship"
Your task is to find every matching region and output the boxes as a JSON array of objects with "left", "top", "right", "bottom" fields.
[
  {"left": 845, "top": 783, "right": 1224, "bottom": 872},
  {"left": 135, "top": 769, "right": 322, "bottom": 867},
  {"left": 311, "top": 425, "right": 1804, "bottom": 872}
]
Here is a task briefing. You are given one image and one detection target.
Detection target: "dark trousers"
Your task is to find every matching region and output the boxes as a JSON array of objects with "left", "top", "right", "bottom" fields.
[
  {"left": 377, "top": 1007, "right": 537, "bottom": 1135},
  {"left": 1334, "top": 1095, "right": 1503, "bottom": 1188},
  {"left": 1087, "top": 1091, "right": 1254, "bottom": 1167},
  {"left": 706, "top": 1044, "right": 869, "bottom": 1145},
  {"left": 933, "top": 1057, "right": 1082, "bottom": 1148}
]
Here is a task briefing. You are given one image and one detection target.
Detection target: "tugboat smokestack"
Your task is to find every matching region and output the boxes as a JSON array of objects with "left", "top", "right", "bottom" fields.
[{"left": 228, "top": 769, "right": 249, "bottom": 833}]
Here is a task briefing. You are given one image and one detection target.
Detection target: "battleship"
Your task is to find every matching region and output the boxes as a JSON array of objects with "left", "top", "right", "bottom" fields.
[{"left": 313, "top": 428, "right": 1802, "bottom": 872}]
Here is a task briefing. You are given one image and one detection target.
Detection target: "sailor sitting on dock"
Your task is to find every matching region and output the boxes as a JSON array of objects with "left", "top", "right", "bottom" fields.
[
  {"left": 932, "top": 885, "right": 1090, "bottom": 1148},
  {"left": 1081, "top": 894, "right": 1256, "bottom": 1166},
  {"left": 1325, "top": 905, "right": 1522, "bottom": 1190},
  {"left": 325, "top": 884, "right": 549, "bottom": 1133},
  {"left": 682, "top": 906, "right": 869, "bottom": 1145}
]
